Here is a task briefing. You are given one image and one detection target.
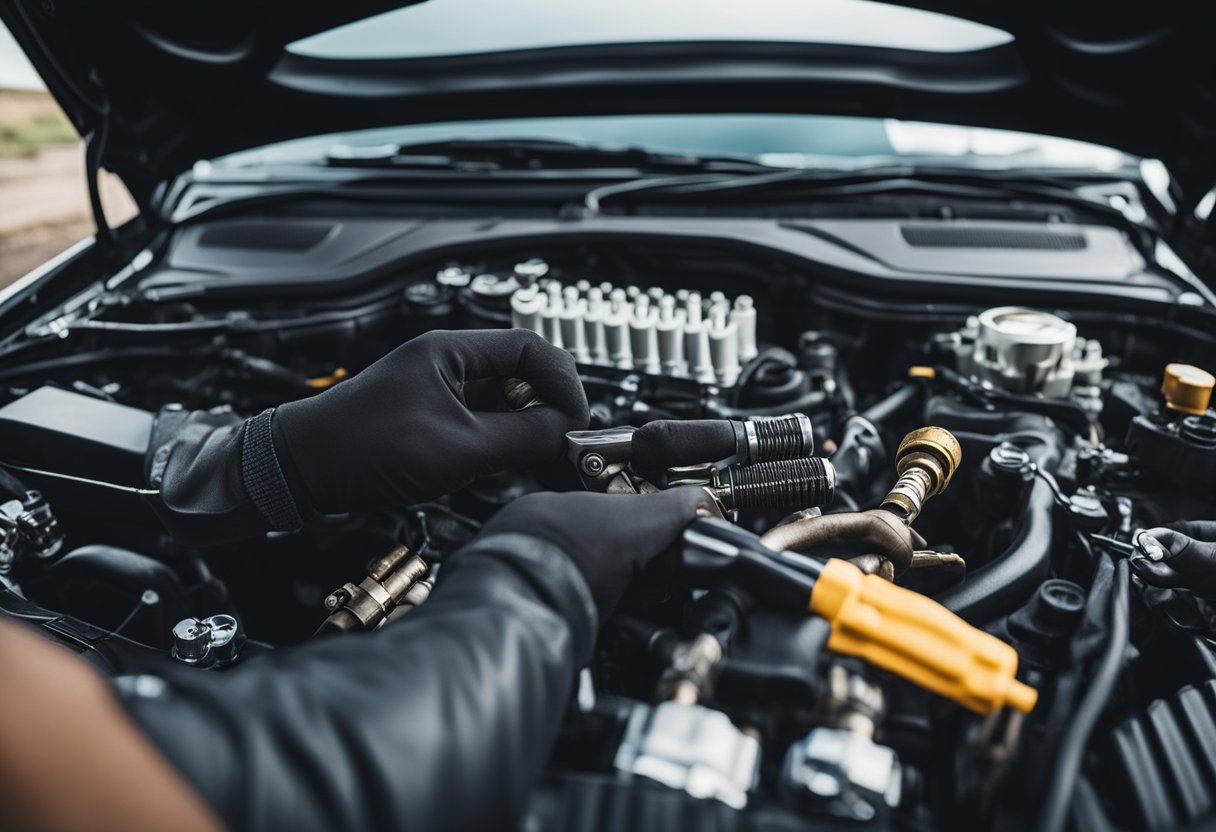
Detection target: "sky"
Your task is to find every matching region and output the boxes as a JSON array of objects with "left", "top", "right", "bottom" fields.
[{"left": 0, "top": 22, "right": 44, "bottom": 90}]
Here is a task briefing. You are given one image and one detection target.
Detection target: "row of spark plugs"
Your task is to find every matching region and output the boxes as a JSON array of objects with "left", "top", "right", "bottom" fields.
[{"left": 509, "top": 269, "right": 758, "bottom": 386}]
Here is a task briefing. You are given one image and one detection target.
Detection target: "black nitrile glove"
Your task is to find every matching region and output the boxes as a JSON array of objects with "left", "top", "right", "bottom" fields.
[
  {"left": 631, "top": 419, "right": 736, "bottom": 484},
  {"left": 473, "top": 487, "right": 716, "bottom": 620},
  {"left": 272, "top": 329, "right": 588, "bottom": 514},
  {"left": 1131, "top": 521, "right": 1216, "bottom": 598},
  {"left": 147, "top": 330, "right": 588, "bottom": 544}
]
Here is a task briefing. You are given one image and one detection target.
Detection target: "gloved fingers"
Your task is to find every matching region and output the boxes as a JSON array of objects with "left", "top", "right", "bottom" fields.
[
  {"left": 630, "top": 485, "right": 721, "bottom": 542},
  {"left": 1142, "top": 526, "right": 1216, "bottom": 595},
  {"left": 1129, "top": 556, "right": 1189, "bottom": 588},
  {"left": 1163, "top": 521, "right": 1216, "bottom": 543},
  {"left": 631, "top": 420, "right": 736, "bottom": 482},
  {"left": 461, "top": 377, "right": 510, "bottom": 411},
  {"left": 1145, "top": 527, "right": 1201, "bottom": 562},
  {"left": 426, "top": 330, "right": 589, "bottom": 425},
  {"left": 471, "top": 406, "right": 583, "bottom": 470}
]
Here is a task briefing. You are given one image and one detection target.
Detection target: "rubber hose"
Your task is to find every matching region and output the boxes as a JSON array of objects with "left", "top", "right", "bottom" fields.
[
  {"left": 1036, "top": 558, "right": 1130, "bottom": 832},
  {"left": 861, "top": 383, "right": 921, "bottom": 425},
  {"left": 932, "top": 432, "right": 1060, "bottom": 625},
  {"left": 934, "top": 479, "right": 1055, "bottom": 625}
]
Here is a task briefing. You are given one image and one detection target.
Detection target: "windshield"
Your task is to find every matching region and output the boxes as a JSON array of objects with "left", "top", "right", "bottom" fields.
[
  {"left": 289, "top": 0, "right": 1012, "bottom": 59},
  {"left": 212, "top": 114, "right": 1133, "bottom": 174}
]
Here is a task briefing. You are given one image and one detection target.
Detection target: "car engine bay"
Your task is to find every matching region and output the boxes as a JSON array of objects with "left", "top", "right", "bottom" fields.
[{"left": 1, "top": 211, "right": 1215, "bottom": 832}]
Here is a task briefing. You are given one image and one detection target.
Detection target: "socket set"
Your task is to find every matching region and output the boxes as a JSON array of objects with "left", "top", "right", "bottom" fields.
[{"left": 502, "top": 259, "right": 758, "bottom": 386}]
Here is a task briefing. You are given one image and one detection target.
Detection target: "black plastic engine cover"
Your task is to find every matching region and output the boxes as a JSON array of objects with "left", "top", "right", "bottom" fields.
[{"left": 0, "top": 386, "right": 153, "bottom": 486}]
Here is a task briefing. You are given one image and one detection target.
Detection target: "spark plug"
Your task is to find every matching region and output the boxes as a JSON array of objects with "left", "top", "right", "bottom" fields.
[
  {"left": 656, "top": 295, "right": 688, "bottom": 377},
  {"left": 509, "top": 284, "right": 545, "bottom": 335},
  {"left": 559, "top": 286, "right": 591, "bottom": 363},
  {"left": 539, "top": 282, "right": 564, "bottom": 348},
  {"left": 584, "top": 287, "right": 609, "bottom": 365},
  {"left": 733, "top": 295, "right": 758, "bottom": 363},
  {"left": 684, "top": 291, "right": 704, "bottom": 371},
  {"left": 708, "top": 305, "right": 740, "bottom": 386},
  {"left": 687, "top": 320, "right": 716, "bottom": 384},
  {"left": 630, "top": 294, "right": 661, "bottom": 375},
  {"left": 604, "top": 289, "right": 634, "bottom": 369}
]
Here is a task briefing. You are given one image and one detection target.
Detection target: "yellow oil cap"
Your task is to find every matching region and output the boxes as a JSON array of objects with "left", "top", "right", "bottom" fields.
[{"left": 1161, "top": 363, "right": 1215, "bottom": 415}]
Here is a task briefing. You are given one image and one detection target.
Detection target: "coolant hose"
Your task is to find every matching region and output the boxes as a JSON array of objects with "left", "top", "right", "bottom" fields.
[
  {"left": 933, "top": 432, "right": 1059, "bottom": 625},
  {"left": 934, "top": 479, "right": 1055, "bottom": 625}
]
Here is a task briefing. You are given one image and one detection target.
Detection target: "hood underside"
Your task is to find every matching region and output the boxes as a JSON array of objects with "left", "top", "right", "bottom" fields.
[{"left": 2, "top": 0, "right": 1216, "bottom": 214}]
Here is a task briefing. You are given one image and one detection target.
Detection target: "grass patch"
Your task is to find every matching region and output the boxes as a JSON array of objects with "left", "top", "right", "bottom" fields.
[{"left": 0, "top": 112, "right": 77, "bottom": 157}]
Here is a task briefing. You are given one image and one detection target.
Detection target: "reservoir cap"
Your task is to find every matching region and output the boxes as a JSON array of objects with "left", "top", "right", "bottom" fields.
[{"left": 1162, "top": 363, "right": 1214, "bottom": 415}]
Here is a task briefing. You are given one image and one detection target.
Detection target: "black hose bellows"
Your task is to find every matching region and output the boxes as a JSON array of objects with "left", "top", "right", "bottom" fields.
[
  {"left": 726, "top": 457, "right": 834, "bottom": 510},
  {"left": 749, "top": 414, "right": 813, "bottom": 461}
]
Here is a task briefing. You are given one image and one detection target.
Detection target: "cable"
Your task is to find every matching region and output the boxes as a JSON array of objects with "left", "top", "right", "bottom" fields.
[
  {"left": 0, "top": 462, "right": 159, "bottom": 496},
  {"left": 1031, "top": 463, "right": 1072, "bottom": 508},
  {"left": 861, "top": 382, "right": 921, "bottom": 425},
  {"left": 582, "top": 172, "right": 730, "bottom": 215},
  {"left": 1037, "top": 557, "right": 1130, "bottom": 832}
]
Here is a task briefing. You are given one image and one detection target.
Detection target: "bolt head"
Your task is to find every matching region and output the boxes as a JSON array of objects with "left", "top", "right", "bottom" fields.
[{"left": 582, "top": 454, "right": 606, "bottom": 476}]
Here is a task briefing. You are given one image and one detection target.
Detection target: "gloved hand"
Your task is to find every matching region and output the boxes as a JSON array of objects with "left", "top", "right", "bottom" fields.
[
  {"left": 273, "top": 329, "right": 589, "bottom": 514},
  {"left": 472, "top": 487, "right": 718, "bottom": 620},
  {"left": 146, "top": 329, "right": 589, "bottom": 544},
  {"left": 1131, "top": 521, "right": 1216, "bottom": 598}
]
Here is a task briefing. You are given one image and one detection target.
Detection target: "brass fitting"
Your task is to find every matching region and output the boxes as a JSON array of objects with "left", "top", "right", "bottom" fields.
[
  {"left": 316, "top": 545, "right": 429, "bottom": 636},
  {"left": 880, "top": 427, "right": 962, "bottom": 524}
]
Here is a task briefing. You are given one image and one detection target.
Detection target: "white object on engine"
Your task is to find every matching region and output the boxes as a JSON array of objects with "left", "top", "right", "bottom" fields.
[
  {"left": 504, "top": 266, "right": 759, "bottom": 385},
  {"left": 954, "top": 306, "right": 1107, "bottom": 398}
]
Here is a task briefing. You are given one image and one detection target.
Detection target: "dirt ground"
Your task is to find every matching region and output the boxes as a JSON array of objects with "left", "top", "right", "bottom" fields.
[{"left": 0, "top": 90, "right": 137, "bottom": 286}]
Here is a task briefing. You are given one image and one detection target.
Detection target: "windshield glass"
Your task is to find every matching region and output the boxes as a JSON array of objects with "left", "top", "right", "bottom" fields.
[
  {"left": 212, "top": 114, "right": 1133, "bottom": 174},
  {"left": 288, "top": 0, "right": 1011, "bottom": 59}
]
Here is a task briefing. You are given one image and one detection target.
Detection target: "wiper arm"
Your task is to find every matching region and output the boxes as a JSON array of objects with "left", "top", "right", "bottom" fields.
[
  {"left": 581, "top": 165, "right": 1137, "bottom": 226},
  {"left": 324, "top": 138, "right": 781, "bottom": 174}
]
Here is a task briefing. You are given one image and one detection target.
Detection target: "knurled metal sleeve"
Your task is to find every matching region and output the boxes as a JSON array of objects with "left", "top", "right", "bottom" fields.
[{"left": 240, "top": 408, "right": 304, "bottom": 533}]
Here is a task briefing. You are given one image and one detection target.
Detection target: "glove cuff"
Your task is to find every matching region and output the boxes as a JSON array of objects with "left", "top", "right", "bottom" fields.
[{"left": 240, "top": 408, "right": 304, "bottom": 533}]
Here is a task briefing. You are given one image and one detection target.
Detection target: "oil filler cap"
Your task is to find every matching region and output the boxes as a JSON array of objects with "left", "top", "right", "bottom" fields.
[{"left": 1161, "top": 363, "right": 1215, "bottom": 415}]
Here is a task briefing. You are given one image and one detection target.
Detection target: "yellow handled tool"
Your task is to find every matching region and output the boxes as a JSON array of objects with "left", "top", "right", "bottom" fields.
[
  {"left": 810, "top": 558, "right": 1037, "bottom": 714},
  {"left": 681, "top": 518, "right": 1038, "bottom": 715}
]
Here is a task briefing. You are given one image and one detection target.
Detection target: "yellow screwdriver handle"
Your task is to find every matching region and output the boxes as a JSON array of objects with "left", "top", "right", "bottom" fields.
[{"left": 809, "top": 559, "right": 1038, "bottom": 715}]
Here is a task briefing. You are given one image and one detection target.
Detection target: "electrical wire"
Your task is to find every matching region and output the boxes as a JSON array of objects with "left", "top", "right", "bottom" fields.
[
  {"left": 1037, "top": 557, "right": 1130, "bottom": 832},
  {"left": 0, "top": 462, "right": 159, "bottom": 496},
  {"left": 1031, "top": 464, "right": 1072, "bottom": 508}
]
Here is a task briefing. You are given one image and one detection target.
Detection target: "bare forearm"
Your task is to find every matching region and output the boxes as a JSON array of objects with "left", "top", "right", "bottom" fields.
[{"left": 0, "top": 619, "right": 222, "bottom": 832}]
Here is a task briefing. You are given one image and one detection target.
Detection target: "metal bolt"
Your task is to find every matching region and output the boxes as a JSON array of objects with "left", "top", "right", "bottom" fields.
[
  {"left": 989, "top": 441, "right": 1031, "bottom": 472},
  {"left": 581, "top": 454, "right": 606, "bottom": 477}
]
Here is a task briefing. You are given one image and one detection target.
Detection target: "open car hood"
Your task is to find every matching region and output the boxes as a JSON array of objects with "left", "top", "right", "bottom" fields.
[{"left": 3, "top": 1, "right": 1216, "bottom": 217}]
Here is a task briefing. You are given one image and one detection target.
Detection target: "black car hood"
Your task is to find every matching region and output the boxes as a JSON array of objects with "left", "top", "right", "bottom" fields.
[{"left": 3, "top": 0, "right": 1216, "bottom": 215}]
